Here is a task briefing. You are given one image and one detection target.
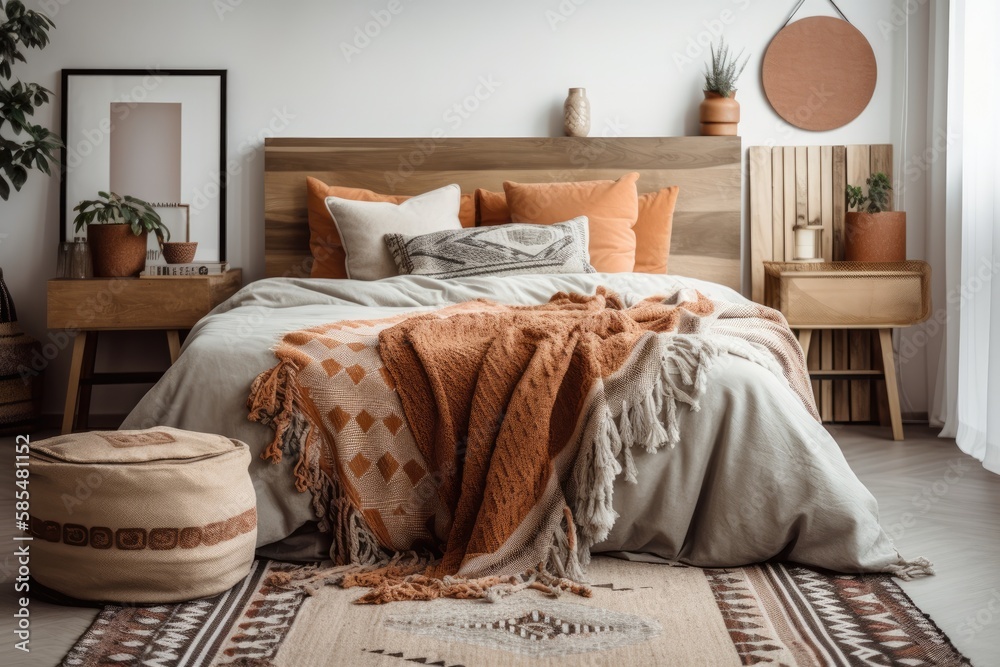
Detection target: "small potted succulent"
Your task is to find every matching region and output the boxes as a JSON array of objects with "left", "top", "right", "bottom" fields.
[
  {"left": 700, "top": 38, "right": 749, "bottom": 136},
  {"left": 73, "top": 192, "right": 170, "bottom": 277},
  {"left": 845, "top": 172, "right": 905, "bottom": 262}
]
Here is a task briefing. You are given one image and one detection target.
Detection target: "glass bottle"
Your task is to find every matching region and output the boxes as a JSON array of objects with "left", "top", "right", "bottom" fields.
[
  {"left": 70, "top": 237, "right": 91, "bottom": 280},
  {"left": 56, "top": 242, "right": 70, "bottom": 278}
]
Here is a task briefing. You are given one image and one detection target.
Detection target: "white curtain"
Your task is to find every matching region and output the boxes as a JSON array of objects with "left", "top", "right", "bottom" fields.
[{"left": 930, "top": 0, "right": 1000, "bottom": 474}]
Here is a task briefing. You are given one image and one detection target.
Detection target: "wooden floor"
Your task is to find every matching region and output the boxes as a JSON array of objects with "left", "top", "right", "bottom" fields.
[{"left": 0, "top": 425, "right": 997, "bottom": 667}]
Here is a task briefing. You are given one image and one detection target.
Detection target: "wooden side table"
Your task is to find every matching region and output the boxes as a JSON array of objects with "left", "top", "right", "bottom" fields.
[
  {"left": 764, "top": 261, "right": 931, "bottom": 441},
  {"left": 47, "top": 270, "right": 242, "bottom": 434}
]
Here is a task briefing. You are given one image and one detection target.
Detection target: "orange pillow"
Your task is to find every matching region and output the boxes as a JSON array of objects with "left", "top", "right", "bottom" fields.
[
  {"left": 475, "top": 188, "right": 511, "bottom": 226},
  {"left": 476, "top": 185, "right": 680, "bottom": 274},
  {"left": 503, "top": 173, "right": 640, "bottom": 273},
  {"left": 633, "top": 186, "right": 679, "bottom": 274},
  {"left": 307, "top": 177, "right": 475, "bottom": 279}
]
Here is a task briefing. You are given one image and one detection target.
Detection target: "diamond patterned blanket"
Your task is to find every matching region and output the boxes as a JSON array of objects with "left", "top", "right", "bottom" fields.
[{"left": 247, "top": 288, "right": 819, "bottom": 603}]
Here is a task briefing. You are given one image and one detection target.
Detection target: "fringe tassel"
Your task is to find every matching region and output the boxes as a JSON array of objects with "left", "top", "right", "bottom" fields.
[
  {"left": 545, "top": 506, "right": 586, "bottom": 582},
  {"left": 618, "top": 400, "right": 635, "bottom": 446},
  {"left": 246, "top": 360, "right": 298, "bottom": 465},
  {"left": 574, "top": 403, "right": 623, "bottom": 556},
  {"left": 248, "top": 362, "right": 388, "bottom": 566},
  {"left": 885, "top": 557, "right": 935, "bottom": 581},
  {"left": 219, "top": 659, "right": 278, "bottom": 667},
  {"left": 266, "top": 555, "right": 590, "bottom": 605}
]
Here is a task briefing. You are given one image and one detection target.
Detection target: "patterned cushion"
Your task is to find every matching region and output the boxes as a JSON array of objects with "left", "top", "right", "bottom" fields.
[
  {"left": 326, "top": 184, "right": 464, "bottom": 281},
  {"left": 503, "top": 174, "right": 640, "bottom": 273},
  {"left": 384, "top": 218, "right": 595, "bottom": 279},
  {"left": 475, "top": 186, "right": 681, "bottom": 273},
  {"left": 29, "top": 427, "right": 257, "bottom": 603},
  {"left": 307, "top": 177, "right": 476, "bottom": 280}
]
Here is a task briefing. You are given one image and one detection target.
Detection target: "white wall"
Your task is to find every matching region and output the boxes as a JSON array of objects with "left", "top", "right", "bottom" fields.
[{"left": 0, "top": 0, "right": 934, "bottom": 417}]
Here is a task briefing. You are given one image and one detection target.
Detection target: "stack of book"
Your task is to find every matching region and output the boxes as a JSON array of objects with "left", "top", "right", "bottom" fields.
[{"left": 141, "top": 262, "right": 230, "bottom": 278}]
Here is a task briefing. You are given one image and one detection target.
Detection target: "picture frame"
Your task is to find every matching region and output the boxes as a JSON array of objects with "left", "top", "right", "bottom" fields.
[{"left": 59, "top": 69, "right": 227, "bottom": 261}]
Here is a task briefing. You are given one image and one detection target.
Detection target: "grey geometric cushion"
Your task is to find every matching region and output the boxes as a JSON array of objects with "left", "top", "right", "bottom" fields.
[{"left": 384, "top": 217, "right": 595, "bottom": 279}]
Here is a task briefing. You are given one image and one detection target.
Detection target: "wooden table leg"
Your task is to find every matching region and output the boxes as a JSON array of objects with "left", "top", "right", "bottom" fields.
[
  {"left": 166, "top": 330, "right": 182, "bottom": 365},
  {"left": 62, "top": 332, "right": 88, "bottom": 435},
  {"left": 798, "top": 329, "right": 813, "bottom": 358},
  {"left": 878, "top": 328, "right": 905, "bottom": 441},
  {"left": 76, "top": 332, "right": 99, "bottom": 432}
]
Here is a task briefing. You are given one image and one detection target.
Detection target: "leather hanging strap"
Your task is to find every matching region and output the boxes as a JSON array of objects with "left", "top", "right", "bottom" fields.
[{"left": 780, "top": 0, "right": 852, "bottom": 29}]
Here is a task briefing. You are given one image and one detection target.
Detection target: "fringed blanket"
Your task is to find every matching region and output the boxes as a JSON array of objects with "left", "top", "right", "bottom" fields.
[{"left": 248, "top": 288, "right": 818, "bottom": 604}]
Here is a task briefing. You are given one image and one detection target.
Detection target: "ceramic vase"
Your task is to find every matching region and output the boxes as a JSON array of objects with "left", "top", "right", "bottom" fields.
[
  {"left": 700, "top": 91, "right": 740, "bottom": 136},
  {"left": 564, "top": 88, "right": 591, "bottom": 137}
]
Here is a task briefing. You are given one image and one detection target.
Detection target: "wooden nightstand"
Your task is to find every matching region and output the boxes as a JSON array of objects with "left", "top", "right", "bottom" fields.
[
  {"left": 764, "top": 261, "right": 931, "bottom": 441},
  {"left": 47, "top": 270, "right": 242, "bottom": 434}
]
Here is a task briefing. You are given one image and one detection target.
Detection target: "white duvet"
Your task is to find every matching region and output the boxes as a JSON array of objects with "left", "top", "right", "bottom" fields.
[{"left": 122, "top": 273, "right": 927, "bottom": 576}]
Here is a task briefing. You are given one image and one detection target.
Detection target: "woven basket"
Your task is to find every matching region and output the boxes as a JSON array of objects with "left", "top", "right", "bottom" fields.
[
  {"left": 0, "top": 269, "right": 41, "bottom": 434},
  {"left": 29, "top": 427, "right": 257, "bottom": 603}
]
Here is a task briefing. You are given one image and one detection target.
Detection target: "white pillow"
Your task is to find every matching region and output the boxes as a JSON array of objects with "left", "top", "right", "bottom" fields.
[{"left": 325, "top": 184, "right": 463, "bottom": 280}]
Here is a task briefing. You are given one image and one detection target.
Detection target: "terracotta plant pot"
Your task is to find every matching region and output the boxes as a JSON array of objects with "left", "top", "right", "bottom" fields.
[
  {"left": 162, "top": 242, "right": 198, "bottom": 264},
  {"left": 700, "top": 91, "right": 740, "bottom": 136},
  {"left": 87, "top": 224, "right": 148, "bottom": 277},
  {"left": 845, "top": 211, "right": 906, "bottom": 262}
]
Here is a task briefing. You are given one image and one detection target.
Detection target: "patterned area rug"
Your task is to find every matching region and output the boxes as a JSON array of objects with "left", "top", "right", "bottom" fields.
[{"left": 61, "top": 557, "right": 970, "bottom": 666}]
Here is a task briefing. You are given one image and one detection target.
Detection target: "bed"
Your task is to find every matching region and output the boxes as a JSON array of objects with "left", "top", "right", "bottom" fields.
[{"left": 121, "top": 137, "right": 926, "bottom": 587}]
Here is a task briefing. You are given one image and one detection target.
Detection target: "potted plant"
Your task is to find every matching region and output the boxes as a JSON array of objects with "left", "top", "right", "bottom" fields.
[
  {"left": 700, "top": 38, "right": 749, "bottom": 136},
  {"left": 0, "top": 0, "right": 61, "bottom": 200},
  {"left": 74, "top": 192, "right": 170, "bottom": 277},
  {"left": 0, "top": 0, "right": 59, "bottom": 433},
  {"left": 845, "top": 172, "right": 905, "bottom": 262}
]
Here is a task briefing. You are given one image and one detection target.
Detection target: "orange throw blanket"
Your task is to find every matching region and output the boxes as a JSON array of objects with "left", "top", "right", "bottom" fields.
[{"left": 248, "top": 289, "right": 817, "bottom": 604}]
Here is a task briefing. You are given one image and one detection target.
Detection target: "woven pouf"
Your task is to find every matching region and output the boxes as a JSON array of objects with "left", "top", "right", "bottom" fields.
[{"left": 29, "top": 427, "right": 257, "bottom": 603}]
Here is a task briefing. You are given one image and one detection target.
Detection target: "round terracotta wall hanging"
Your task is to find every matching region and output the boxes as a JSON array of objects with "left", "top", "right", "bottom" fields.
[{"left": 763, "top": 16, "right": 877, "bottom": 131}]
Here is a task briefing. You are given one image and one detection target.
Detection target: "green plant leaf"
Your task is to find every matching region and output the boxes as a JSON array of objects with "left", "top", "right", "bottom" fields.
[
  {"left": 9, "top": 163, "right": 26, "bottom": 190},
  {"left": 0, "top": 174, "right": 9, "bottom": 201}
]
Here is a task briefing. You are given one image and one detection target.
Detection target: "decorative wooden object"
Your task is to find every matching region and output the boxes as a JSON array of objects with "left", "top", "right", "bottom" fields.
[
  {"left": 750, "top": 144, "right": 895, "bottom": 425},
  {"left": 764, "top": 262, "right": 930, "bottom": 328},
  {"left": 264, "top": 137, "right": 743, "bottom": 291},
  {"left": 48, "top": 270, "right": 242, "bottom": 434},
  {"left": 762, "top": 16, "right": 877, "bottom": 131},
  {"left": 764, "top": 261, "right": 931, "bottom": 440}
]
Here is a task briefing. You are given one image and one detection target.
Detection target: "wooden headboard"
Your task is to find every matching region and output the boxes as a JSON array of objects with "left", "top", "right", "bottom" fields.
[{"left": 264, "top": 137, "right": 742, "bottom": 290}]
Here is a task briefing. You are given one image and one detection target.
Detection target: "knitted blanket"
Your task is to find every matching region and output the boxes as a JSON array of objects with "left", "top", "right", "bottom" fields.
[{"left": 248, "top": 289, "right": 817, "bottom": 604}]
